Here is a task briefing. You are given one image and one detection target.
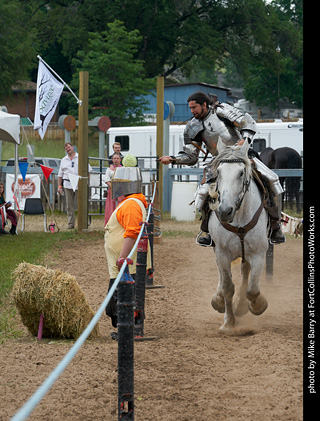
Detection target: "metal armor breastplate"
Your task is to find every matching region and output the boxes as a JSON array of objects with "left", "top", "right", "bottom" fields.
[{"left": 201, "top": 112, "right": 241, "bottom": 154}]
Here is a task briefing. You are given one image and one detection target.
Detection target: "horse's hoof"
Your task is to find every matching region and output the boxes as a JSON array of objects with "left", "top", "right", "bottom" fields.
[
  {"left": 248, "top": 294, "right": 268, "bottom": 315},
  {"left": 211, "top": 294, "right": 225, "bottom": 313},
  {"left": 219, "top": 320, "right": 235, "bottom": 334}
]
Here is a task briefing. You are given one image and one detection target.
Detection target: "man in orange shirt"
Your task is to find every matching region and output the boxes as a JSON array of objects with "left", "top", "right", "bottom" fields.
[{"left": 104, "top": 165, "right": 151, "bottom": 327}]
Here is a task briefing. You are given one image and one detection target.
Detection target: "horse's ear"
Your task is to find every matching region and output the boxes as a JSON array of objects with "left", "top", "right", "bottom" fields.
[
  {"left": 217, "top": 137, "right": 226, "bottom": 154},
  {"left": 241, "top": 138, "right": 250, "bottom": 156}
]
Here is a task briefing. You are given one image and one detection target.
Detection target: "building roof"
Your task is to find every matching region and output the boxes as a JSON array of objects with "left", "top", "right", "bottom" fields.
[
  {"left": 164, "top": 81, "right": 232, "bottom": 94},
  {"left": 11, "top": 81, "right": 37, "bottom": 92},
  {"left": 11, "top": 80, "right": 68, "bottom": 96}
]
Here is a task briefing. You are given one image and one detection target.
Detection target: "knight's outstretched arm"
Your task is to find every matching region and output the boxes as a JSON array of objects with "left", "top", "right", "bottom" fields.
[{"left": 170, "top": 143, "right": 201, "bottom": 165}]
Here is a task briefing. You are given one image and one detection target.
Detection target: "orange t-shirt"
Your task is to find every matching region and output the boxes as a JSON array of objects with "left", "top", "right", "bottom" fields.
[{"left": 116, "top": 193, "right": 148, "bottom": 239}]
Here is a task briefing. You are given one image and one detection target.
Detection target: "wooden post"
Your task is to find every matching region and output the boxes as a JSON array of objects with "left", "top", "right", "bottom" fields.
[
  {"left": 152, "top": 181, "right": 162, "bottom": 244},
  {"left": 134, "top": 229, "right": 148, "bottom": 338},
  {"left": 118, "top": 267, "right": 135, "bottom": 420},
  {"left": 156, "top": 76, "right": 164, "bottom": 215},
  {"left": 78, "top": 71, "right": 89, "bottom": 231}
]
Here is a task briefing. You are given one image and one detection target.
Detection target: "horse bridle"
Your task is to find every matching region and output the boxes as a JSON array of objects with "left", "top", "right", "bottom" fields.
[{"left": 215, "top": 158, "right": 250, "bottom": 212}]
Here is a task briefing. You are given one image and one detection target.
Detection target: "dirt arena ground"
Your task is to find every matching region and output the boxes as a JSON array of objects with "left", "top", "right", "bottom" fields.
[{"left": 0, "top": 216, "right": 303, "bottom": 420}]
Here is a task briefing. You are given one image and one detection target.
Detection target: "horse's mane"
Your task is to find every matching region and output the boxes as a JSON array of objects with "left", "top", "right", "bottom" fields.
[{"left": 210, "top": 144, "right": 252, "bottom": 178}]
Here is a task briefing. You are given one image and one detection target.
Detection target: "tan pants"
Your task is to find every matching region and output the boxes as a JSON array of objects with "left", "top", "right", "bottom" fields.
[
  {"left": 65, "top": 188, "right": 78, "bottom": 228},
  {"left": 104, "top": 198, "right": 152, "bottom": 279}
]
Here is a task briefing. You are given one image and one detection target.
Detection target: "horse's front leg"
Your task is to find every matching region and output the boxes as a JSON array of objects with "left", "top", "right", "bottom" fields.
[
  {"left": 211, "top": 274, "right": 225, "bottom": 314},
  {"left": 233, "top": 260, "right": 250, "bottom": 317},
  {"left": 221, "top": 275, "right": 236, "bottom": 332},
  {"left": 214, "top": 256, "right": 235, "bottom": 332},
  {"left": 247, "top": 255, "right": 268, "bottom": 315}
]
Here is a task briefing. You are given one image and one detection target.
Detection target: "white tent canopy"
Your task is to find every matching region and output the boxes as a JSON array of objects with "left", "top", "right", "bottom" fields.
[
  {"left": 0, "top": 111, "right": 21, "bottom": 211},
  {"left": 0, "top": 110, "right": 21, "bottom": 145}
]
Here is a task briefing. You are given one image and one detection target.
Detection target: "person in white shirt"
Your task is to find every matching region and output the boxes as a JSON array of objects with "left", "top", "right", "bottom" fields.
[{"left": 58, "top": 142, "right": 92, "bottom": 229}]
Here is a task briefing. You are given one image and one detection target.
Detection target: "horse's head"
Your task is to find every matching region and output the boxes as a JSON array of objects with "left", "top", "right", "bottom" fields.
[{"left": 208, "top": 138, "right": 252, "bottom": 223}]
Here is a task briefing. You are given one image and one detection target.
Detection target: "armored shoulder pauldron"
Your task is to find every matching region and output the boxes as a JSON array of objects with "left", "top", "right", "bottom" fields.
[{"left": 184, "top": 118, "right": 204, "bottom": 143}]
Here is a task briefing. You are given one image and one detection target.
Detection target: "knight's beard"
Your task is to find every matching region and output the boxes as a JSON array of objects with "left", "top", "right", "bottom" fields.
[{"left": 194, "top": 106, "right": 206, "bottom": 120}]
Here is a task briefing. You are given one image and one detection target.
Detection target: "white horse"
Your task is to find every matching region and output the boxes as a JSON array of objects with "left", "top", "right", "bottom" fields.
[{"left": 207, "top": 138, "right": 269, "bottom": 333}]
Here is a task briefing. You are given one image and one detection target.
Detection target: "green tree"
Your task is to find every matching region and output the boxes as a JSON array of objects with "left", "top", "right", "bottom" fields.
[
  {"left": 180, "top": 0, "right": 302, "bottom": 110},
  {"left": 243, "top": 0, "right": 303, "bottom": 109},
  {"left": 7, "top": 0, "right": 302, "bottom": 117},
  {"left": 0, "top": 0, "right": 36, "bottom": 100},
  {"left": 70, "top": 21, "right": 156, "bottom": 126}
]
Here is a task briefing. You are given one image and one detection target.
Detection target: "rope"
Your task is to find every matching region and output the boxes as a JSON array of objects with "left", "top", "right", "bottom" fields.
[{"left": 11, "top": 183, "right": 157, "bottom": 421}]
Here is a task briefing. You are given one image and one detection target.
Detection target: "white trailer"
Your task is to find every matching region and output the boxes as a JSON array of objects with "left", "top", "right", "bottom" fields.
[
  {"left": 106, "top": 125, "right": 185, "bottom": 169},
  {"left": 253, "top": 119, "right": 303, "bottom": 156},
  {"left": 106, "top": 118, "right": 303, "bottom": 163},
  {"left": 105, "top": 119, "right": 303, "bottom": 212}
]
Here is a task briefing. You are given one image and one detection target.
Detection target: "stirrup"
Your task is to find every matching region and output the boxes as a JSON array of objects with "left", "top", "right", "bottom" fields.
[
  {"left": 269, "top": 230, "right": 286, "bottom": 245},
  {"left": 196, "top": 231, "right": 214, "bottom": 247}
]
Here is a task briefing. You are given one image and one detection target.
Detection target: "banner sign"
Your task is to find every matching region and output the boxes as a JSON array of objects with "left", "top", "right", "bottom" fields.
[{"left": 5, "top": 174, "right": 41, "bottom": 210}]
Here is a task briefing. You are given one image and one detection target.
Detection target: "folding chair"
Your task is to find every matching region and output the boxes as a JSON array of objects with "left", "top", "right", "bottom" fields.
[{"left": 21, "top": 198, "right": 47, "bottom": 232}]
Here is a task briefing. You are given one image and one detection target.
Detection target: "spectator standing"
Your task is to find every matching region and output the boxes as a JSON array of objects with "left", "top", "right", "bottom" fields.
[
  {"left": 58, "top": 142, "right": 92, "bottom": 229},
  {"left": 104, "top": 152, "right": 124, "bottom": 225},
  {"left": 108, "top": 142, "right": 124, "bottom": 164}
]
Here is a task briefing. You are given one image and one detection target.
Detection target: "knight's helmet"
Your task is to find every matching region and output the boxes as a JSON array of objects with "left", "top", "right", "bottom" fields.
[{"left": 111, "top": 154, "right": 142, "bottom": 199}]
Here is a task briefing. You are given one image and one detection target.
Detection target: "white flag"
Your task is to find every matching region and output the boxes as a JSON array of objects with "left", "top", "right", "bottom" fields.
[
  {"left": 69, "top": 173, "right": 80, "bottom": 192},
  {"left": 34, "top": 61, "right": 64, "bottom": 139}
]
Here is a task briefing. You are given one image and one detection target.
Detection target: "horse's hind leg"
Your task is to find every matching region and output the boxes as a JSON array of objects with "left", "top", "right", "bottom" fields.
[
  {"left": 233, "top": 260, "right": 250, "bottom": 317},
  {"left": 247, "top": 256, "right": 268, "bottom": 316}
]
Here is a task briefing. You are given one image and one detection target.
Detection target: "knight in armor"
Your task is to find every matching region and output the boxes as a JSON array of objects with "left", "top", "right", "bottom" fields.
[{"left": 159, "top": 91, "right": 285, "bottom": 246}]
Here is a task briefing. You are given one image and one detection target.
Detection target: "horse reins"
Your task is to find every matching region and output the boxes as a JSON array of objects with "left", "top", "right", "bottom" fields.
[{"left": 216, "top": 158, "right": 251, "bottom": 211}]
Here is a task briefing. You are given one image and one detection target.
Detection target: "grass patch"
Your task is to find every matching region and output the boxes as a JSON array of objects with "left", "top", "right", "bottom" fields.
[
  {"left": 0, "top": 136, "right": 101, "bottom": 167},
  {"left": 162, "top": 230, "right": 196, "bottom": 238},
  {"left": 282, "top": 204, "right": 303, "bottom": 219},
  {"left": 0, "top": 230, "right": 103, "bottom": 342},
  {"left": 0, "top": 305, "right": 23, "bottom": 344},
  {"left": 0, "top": 231, "right": 104, "bottom": 299}
]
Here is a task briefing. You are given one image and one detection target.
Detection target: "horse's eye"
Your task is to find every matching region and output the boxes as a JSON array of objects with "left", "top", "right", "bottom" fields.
[{"left": 239, "top": 170, "right": 244, "bottom": 178}]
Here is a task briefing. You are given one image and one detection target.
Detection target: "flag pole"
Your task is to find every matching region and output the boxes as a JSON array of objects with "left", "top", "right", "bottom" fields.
[
  {"left": 156, "top": 76, "right": 164, "bottom": 215},
  {"left": 77, "top": 71, "right": 89, "bottom": 231},
  {"left": 37, "top": 55, "right": 82, "bottom": 106}
]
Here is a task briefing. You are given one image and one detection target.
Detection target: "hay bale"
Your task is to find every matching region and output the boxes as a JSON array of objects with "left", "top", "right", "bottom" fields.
[{"left": 12, "top": 262, "right": 99, "bottom": 340}]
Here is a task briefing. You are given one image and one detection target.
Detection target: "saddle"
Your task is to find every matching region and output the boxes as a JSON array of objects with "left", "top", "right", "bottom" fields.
[{"left": 251, "top": 166, "right": 278, "bottom": 220}]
